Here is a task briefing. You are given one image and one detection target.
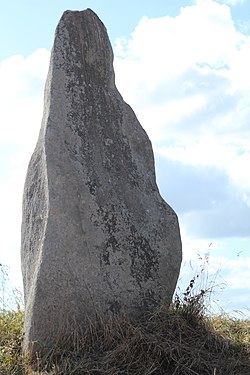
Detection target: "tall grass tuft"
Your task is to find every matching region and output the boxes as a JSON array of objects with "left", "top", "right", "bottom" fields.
[
  {"left": 24, "top": 303, "right": 250, "bottom": 375},
  {"left": 0, "top": 261, "right": 249, "bottom": 374}
]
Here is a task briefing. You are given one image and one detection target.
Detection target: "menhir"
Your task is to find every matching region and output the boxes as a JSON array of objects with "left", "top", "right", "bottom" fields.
[{"left": 21, "top": 8, "right": 182, "bottom": 357}]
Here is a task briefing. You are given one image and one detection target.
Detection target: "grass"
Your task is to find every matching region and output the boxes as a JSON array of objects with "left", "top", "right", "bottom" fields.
[
  {"left": 0, "top": 295, "right": 249, "bottom": 374},
  {"left": 0, "top": 261, "right": 249, "bottom": 374},
  {"left": 0, "top": 309, "right": 24, "bottom": 375}
]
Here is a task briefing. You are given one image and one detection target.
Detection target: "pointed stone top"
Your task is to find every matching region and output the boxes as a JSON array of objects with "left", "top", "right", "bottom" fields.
[
  {"left": 52, "top": 8, "right": 115, "bottom": 88},
  {"left": 21, "top": 8, "right": 182, "bottom": 360}
]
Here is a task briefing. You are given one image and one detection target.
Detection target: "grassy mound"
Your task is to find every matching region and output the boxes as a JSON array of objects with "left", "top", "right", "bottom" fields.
[{"left": 0, "top": 301, "right": 249, "bottom": 375}]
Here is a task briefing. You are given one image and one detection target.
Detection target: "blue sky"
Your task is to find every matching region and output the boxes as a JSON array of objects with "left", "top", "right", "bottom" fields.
[{"left": 0, "top": 0, "right": 250, "bottom": 315}]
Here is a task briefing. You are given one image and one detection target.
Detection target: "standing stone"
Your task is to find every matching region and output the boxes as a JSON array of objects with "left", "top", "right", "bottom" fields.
[{"left": 21, "top": 9, "right": 182, "bottom": 356}]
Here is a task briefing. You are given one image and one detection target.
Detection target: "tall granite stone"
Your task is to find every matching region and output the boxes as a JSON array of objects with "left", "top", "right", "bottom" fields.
[{"left": 21, "top": 9, "right": 182, "bottom": 355}]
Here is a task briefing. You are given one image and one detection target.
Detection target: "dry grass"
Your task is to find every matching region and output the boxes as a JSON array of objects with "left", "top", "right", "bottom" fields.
[
  {"left": 0, "top": 265, "right": 249, "bottom": 374},
  {"left": 0, "top": 302, "right": 249, "bottom": 374},
  {"left": 23, "top": 301, "right": 250, "bottom": 375}
]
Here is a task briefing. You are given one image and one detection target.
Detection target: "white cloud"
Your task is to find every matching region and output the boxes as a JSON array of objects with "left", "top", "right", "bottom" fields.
[
  {"left": 0, "top": 49, "right": 50, "bottom": 289},
  {"left": 217, "top": 0, "right": 245, "bottom": 5},
  {"left": 114, "top": 0, "right": 250, "bottom": 231},
  {"left": 115, "top": 0, "right": 242, "bottom": 90},
  {"left": 114, "top": 1, "right": 250, "bottom": 313},
  {"left": 0, "top": 49, "right": 50, "bottom": 147},
  {"left": 224, "top": 257, "right": 250, "bottom": 289}
]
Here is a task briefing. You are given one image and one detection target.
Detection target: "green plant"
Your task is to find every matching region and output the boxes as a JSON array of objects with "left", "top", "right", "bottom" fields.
[{"left": 0, "top": 309, "right": 24, "bottom": 375}]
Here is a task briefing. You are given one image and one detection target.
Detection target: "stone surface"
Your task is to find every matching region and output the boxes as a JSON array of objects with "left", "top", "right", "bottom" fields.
[{"left": 21, "top": 9, "right": 182, "bottom": 355}]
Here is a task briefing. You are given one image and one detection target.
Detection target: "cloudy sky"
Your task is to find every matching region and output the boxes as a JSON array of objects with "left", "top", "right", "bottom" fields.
[{"left": 0, "top": 0, "right": 249, "bottom": 315}]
